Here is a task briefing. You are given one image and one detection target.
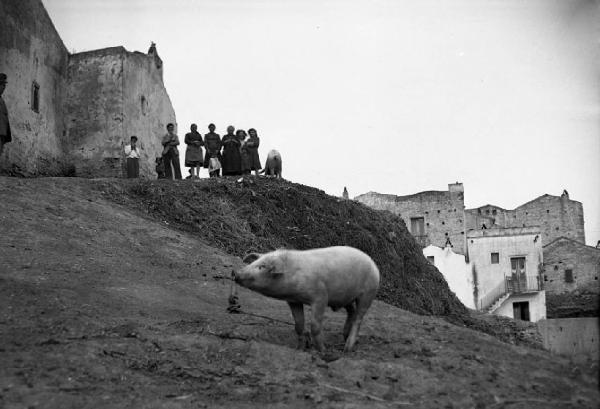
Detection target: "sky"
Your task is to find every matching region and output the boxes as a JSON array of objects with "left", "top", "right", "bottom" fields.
[{"left": 43, "top": 0, "right": 600, "bottom": 246}]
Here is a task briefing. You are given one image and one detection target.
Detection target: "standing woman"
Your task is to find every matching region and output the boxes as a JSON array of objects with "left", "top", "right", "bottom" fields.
[
  {"left": 246, "top": 128, "right": 261, "bottom": 176},
  {"left": 161, "top": 123, "right": 182, "bottom": 180},
  {"left": 203, "top": 123, "right": 222, "bottom": 177},
  {"left": 184, "top": 123, "right": 204, "bottom": 179},
  {"left": 221, "top": 125, "right": 242, "bottom": 176},
  {"left": 237, "top": 129, "right": 250, "bottom": 175}
]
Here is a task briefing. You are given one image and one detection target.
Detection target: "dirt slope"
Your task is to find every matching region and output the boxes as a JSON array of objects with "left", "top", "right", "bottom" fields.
[
  {"left": 95, "top": 177, "right": 466, "bottom": 319},
  {"left": 0, "top": 177, "right": 598, "bottom": 409}
]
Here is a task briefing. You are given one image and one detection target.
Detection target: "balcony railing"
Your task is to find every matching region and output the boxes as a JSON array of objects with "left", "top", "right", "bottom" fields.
[
  {"left": 506, "top": 275, "right": 542, "bottom": 294},
  {"left": 478, "top": 275, "right": 543, "bottom": 311}
]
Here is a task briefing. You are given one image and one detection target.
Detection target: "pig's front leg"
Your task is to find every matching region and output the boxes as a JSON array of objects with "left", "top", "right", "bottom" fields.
[
  {"left": 287, "top": 302, "right": 306, "bottom": 349},
  {"left": 310, "top": 299, "right": 327, "bottom": 352}
]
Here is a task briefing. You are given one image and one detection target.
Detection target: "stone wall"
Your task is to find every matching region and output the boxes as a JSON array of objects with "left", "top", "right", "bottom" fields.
[
  {"left": 538, "top": 317, "right": 599, "bottom": 362},
  {"left": 64, "top": 47, "right": 175, "bottom": 178},
  {"left": 466, "top": 193, "right": 585, "bottom": 245},
  {"left": 121, "top": 51, "right": 175, "bottom": 178},
  {"left": 543, "top": 237, "right": 600, "bottom": 294},
  {"left": 355, "top": 183, "right": 466, "bottom": 254},
  {"left": 0, "top": 0, "right": 70, "bottom": 174},
  {"left": 64, "top": 48, "right": 125, "bottom": 177},
  {"left": 0, "top": 0, "right": 176, "bottom": 178}
]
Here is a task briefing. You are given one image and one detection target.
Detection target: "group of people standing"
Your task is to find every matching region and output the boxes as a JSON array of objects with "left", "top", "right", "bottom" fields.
[{"left": 153, "top": 123, "right": 262, "bottom": 180}]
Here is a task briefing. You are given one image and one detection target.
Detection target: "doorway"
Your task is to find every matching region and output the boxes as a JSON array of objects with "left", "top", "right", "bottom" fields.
[{"left": 513, "top": 301, "right": 530, "bottom": 321}]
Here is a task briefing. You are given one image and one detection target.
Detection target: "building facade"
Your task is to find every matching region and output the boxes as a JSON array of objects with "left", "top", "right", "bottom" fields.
[
  {"left": 543, "top": 237, "right": 600, "bottom": 294},
  {"left": 355, "top": 184, "right": 585, "bottom": 259},
  {"left": 424, "top": 227, "right": 546, "bottom": 322},
  {"left": 465, "top": 191, "right": 585, "bottom": 246},
  {"left": 0, "top": 0, "right": 176, "bottom": 177},
  {"left": 423, "top": 245, "right": 475, "bottom": 309},
  {"left": 355, "top": 183, "right": 467, "bottom": 254}
]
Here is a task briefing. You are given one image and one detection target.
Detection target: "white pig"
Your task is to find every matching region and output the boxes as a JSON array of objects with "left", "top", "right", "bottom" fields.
[
  {"left": 260, "top": 149, "right": 282, "bottom": 178},
  {"left": 234, "top": 246, "right": 380, "bottom": 352}
]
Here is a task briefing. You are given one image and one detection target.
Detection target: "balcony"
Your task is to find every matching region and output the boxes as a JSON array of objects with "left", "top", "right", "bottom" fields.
[
  {"left": 478, "top": 275, "right": 543, "bottom": 311},
  {"left": 506, "top": 274, "right": 542, "bottom": 294}
]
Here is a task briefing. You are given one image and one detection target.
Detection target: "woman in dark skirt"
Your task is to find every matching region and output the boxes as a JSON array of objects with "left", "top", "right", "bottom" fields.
[
  {"left": 237, "top": 129, "right": 251, "bottom": 175},
  {"left": 184, "top": 124, "right": 204, "bottom": 179},
  {"left": 221, "top": 125, "right": 242, "bottom": 176},
  {"left": 246, "top": 128, "right": 261, "bottom": 176}
]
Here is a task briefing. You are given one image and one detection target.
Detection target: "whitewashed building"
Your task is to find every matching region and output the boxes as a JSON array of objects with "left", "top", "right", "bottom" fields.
[{"left": 425, "top": 226, "right": 547, "bottom": 322}]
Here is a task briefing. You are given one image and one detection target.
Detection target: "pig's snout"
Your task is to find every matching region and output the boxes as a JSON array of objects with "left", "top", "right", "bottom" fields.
[{"left": 232, "top": 269, "right": 250, "bottom": 285}]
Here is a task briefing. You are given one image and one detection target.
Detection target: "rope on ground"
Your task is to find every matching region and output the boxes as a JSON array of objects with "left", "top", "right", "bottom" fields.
[
  {"left": 320, "top": 382, "right": 410, "bottom": 405},
  {"left": 227, "top": 271, "right": 241, "bottom": 313}
]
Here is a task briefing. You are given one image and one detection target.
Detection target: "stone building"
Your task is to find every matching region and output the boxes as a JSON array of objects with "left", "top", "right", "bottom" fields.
[
  {"left": 465, "top": 190, "right": 584, "bottom": 246},
  {"left": 543, "top": 237, "right": 600, "bottom": 294},
  {"left": 355, "top": 183, "right": 591, "bottom": 319},
  {"left": 355, "top": 183, "right": 585, "bottom": 259},
  {"left": 355, "top": 183, "right": 467, "bottom": 254},
  {"left": 0, "top": 0, "right": 176, "bottom": 177}
]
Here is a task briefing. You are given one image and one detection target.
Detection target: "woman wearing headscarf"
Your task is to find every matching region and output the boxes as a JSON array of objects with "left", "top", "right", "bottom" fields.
[
  {"left": 184, "top": 123, "right": 204, "bottom": 179},
  {"left": 221, "top": 125, "right": 242, "bottom": 176},
  {"left": 203, "top": 123, "right": 222, "bottom": 177},
  {"left": 246, "top": 128, "right": 261, "bottom": 176},
  {"left": 237, "top": 129, "right": 251, "bottom": 175}
]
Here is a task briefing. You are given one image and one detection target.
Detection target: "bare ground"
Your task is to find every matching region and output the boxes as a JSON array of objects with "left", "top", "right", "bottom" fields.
[{"left": 0, "top": 177, "right": 598, "bottom": 409}]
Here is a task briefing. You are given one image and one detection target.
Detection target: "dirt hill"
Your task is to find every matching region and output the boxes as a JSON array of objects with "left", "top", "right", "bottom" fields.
[
  {"left": 0, "top": 176, "right": 598, "bottom": 408},
  {"left": 96, "top": 176, "right": 466, "bottom": 319}
]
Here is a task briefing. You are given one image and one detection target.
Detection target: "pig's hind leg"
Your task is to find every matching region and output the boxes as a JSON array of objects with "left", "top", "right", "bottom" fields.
[
  {"left": 288, "top": 302, "right": 307, "bottom": 349},
  {"left": 343, "top": 301, "right": 357, "bottom": 341},
  {"left": 343, "top": 290, "right": 376, "bottom": 352}
]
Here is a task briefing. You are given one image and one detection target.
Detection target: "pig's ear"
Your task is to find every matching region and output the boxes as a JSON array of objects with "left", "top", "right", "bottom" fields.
[{"left": 243, "top": 253, "right": 262, "bottom": 264}]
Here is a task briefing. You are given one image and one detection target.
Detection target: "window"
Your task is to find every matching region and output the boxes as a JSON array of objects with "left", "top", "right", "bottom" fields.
[
  {"left": 410, "top": 217, "right": 425, "bottom": 236},
  {"left": 492, "top": 209, "right": 497, "bottom": 215},
  {"left": 491, "top": 253, "right": 499, "bottom": 264},
  {"left": 565, "top": 269, "right": 573, "bottom": 283},
  {"left": 426, "top": 256, "right": 435, "bottom": 265},
  {"left": 31, "top": 81, "right": 40, "bottom": 113}
]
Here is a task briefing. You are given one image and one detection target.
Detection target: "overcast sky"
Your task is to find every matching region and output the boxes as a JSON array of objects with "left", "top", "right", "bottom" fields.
[{"left": 44, "top": 0, "right": 600, "bottom": 246}]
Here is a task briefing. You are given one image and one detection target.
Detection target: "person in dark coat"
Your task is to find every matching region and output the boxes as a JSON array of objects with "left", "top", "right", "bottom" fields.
[
  {"left": 221, "top": 125, "right": 242, "bottom": 176},
  {"left": 184, "top": 123, "right": 204, "bottom": 179},
  {"left": 246, "top": 128, "right": 261, "bottom": 176},
  {"left": 237, "top": 129, "right": 251, "bottom": 175},
  {"left": 161, "top": 123, "right": 182, "bottom": 180},
  {"left": 203, "top": 123, "right": 222, "bottom": 177},
  {"left": 0, "top": 73, "right": 12, "bottom": 159}
]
